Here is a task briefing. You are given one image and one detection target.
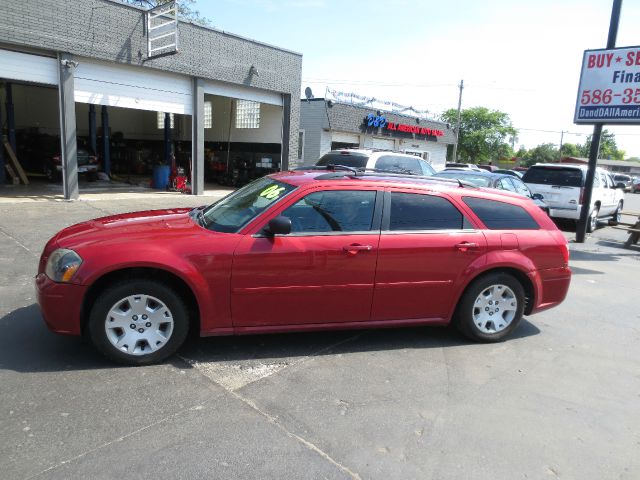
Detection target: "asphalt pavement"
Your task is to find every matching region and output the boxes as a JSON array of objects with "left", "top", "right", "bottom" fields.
[{"left": 1, "top": 185, "right": 639, "bottom": 480}]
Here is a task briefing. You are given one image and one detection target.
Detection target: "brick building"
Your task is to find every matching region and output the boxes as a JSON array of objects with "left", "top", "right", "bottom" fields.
[
  {"left": 298, "top": 99, "right": 456, "bottom": 168},
  {"left": 0, "top": 0, "right": 302, "bottom": 198}
]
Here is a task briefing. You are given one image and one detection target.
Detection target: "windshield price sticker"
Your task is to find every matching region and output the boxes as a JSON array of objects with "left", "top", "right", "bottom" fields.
[
  {"left": 575, "top": 46, "right": 640, "bottom": 124},
  {"left": 259, "top": 185, "right": 286, "bottom": 200}
]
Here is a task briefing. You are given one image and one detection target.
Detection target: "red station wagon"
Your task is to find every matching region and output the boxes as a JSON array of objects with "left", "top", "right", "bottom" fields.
[{"left": 36, "top": 169, "right": 572, "bottom": 365}]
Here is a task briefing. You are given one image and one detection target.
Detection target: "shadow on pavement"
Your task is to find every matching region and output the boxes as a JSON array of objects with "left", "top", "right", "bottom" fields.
[{"left": 0, "top": 303, "right": 540, "bottom": 373}]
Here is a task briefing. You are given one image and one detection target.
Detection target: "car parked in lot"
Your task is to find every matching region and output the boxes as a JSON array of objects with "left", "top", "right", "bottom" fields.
[
  {"left": 445, "top": 162, "right": 482, "bottom": 171},
  {"left": 633, "top": 177, "right": 640, "bottom": 193},
  {"left": 493, "top": 169, "right": 524, "bottom": 179},
  {"left": 434, "top": 169, "right": 550, "bottom": 215},
  {"left": 36, "top": 169, "right": 571, "bottom": 365},
  {"left": 613, "top": 174, "right": 633, "bottom": 192},
  {"left": 522, "top": 164, "right": 624, "bottom": 232},
  {"left": 315, "top": 149, "right": 436, "bottom": 176},
  {"left": 45, "top": 148, "right": 100, "bottom": 182}
]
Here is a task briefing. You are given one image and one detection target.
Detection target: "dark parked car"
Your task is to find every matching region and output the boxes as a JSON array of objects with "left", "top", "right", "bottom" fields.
[
  {"left": 45, "top": 148, "right": 100, "bottom": 182},
  {"left": 37, "top": 169, "right": 570, "bottom": 365},
  {"left": 435, "top": 169, "right": 550, "bottom": 214}
]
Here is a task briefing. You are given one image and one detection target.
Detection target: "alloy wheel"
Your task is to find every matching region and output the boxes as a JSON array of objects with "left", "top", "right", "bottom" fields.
[
  {"left": 472, "top": 284, "right": 518, "bottom": 334},
  {"left": 104, "top": 294, "right": 174, "bottom": 356}
]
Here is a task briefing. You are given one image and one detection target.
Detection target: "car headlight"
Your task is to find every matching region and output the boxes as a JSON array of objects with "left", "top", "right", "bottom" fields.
[{"left": 45, "top": 249, "right": 83, "bottom": 283}]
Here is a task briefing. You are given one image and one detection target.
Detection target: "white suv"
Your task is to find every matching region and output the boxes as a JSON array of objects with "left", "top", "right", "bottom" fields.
[
  {"left": 522, "top": 163, "right": 625, "bottom": 232},
  {"left": 314, "top": 149, "right": 436, "bottom": 176}
]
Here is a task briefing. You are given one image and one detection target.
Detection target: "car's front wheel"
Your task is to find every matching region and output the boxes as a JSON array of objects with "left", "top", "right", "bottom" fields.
[
  {"left": 88, "top": 279, "right": 189, "bottom": 365},
  {"left": 454, "top": 272, "right": 525, "bottom": 342}
]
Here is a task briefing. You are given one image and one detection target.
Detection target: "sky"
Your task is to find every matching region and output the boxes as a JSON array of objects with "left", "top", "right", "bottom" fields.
[{"left": 198, "top": 0, "right": 640, "bottom": 158}]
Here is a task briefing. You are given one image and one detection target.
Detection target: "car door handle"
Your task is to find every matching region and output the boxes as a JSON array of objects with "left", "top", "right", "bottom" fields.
[
  {"left": 454, "top": 242, "right": 479, "bottom": 252},
  {"left": 343, "top": 244, "right": 373, "bottom": 255}
]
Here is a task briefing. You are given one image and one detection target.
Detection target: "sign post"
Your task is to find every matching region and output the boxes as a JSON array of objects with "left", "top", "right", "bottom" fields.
[{"left": 574, "top": 0, "right": 623, "bottom": 243}]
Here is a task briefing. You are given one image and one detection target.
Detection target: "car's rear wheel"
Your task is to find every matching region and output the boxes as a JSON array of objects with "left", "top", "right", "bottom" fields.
[
  {"left": 454, "top": 272, "right": 525, "bottom": 342},
  {"left": 88, "top": 279, "right": 189, "bottom": 365}
]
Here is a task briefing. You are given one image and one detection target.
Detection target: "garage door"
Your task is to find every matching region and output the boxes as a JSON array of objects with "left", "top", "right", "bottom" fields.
[
  {"left": 0, "top": 49, "right": 58, "bottom": 85},
  {"left": 74, "top": 58, "right": 192, "bottom": 115},
  {"left": 203, "top": 79, "right": 282, "bottom": 107},
  {"left": 332, "top": 132, "right": 360, "bottom": 144},
  {"left": 368, "top": 137, "right": 395, "bottom": 150}
]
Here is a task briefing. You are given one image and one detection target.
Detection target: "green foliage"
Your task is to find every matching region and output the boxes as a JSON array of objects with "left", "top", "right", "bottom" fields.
[
  {"left": 559, "top": 143, "right": 581, "bottom": 158},
  {"left": 581, "top": 129, "right": 625, "bottom": 160},
  {"left": 521, "top": 143, "right": 559, "bottom": 167},
  {"left": 120, "top": 0, "right": 211, "bottom": 25},
  {"left": 442, "top": 107, "right": 517, "bottom": 164}
]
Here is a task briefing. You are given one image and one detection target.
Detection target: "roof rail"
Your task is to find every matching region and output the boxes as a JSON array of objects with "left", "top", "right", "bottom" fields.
[{"left": 295, "top": 165, "right": 476, "bottom": 188}]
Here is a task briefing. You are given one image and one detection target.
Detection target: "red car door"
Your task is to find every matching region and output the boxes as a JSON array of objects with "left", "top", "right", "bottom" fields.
[
  {"left": 371, "top": 189, "right": 486, "bottom": 321},
  {"left": 231, "top": 189, "right": 382, "bottom": 328}
]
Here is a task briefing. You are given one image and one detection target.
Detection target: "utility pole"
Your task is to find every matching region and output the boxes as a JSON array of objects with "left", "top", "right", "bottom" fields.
[
  {"left": 451, "top": 80, "right": 463, "bottom": 162},
  {"left": 559, "top": 130, "right": 565, "bottom": 160},
  {"left": 576, "top": 0, "right": 622, "bottom": 243}
]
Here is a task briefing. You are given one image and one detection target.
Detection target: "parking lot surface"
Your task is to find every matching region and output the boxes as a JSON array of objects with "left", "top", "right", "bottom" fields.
[{"left": 1, "top": 189, "right": 639, "bottom": 479}]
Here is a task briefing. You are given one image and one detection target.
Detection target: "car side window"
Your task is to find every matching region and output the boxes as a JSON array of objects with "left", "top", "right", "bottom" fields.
[
  {"left": 511, "top": 178, "right": 532, "bottom": 197},
  {"left": 375, "top": 155, "right": 422, "bottom": 175},
  {"left": 463, "top": 197, "right": 540, "bottom": 230},
  {"left": 388, "top": 192, "right": 469, "bottom": 231},
  {"left": 281, "top": 190, "right": 377, "bottom": 233},
  {"left": 419, "top": 160, "right": 436, "bottom": 176},
  {"left": 593, "top": 172, "right": 602, "bottom": 187},
  {"left": 498, "top": 178, "right": 517, "bottom": 192}
]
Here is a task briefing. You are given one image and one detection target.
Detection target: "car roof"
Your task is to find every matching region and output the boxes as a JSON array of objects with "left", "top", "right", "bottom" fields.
[
  {"left": 530, "top": 163, "right": 592, "bottom": 171},
  {"left": 271, "top": 169, "right": 525, "bottom": 201},
  {"left": 323, "top": 149, "right": 422, "bottom": 157}
]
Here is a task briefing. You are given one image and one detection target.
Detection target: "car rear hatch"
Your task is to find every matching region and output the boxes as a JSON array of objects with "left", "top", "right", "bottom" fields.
[
  {"left": 316, "top": 151, "right": 369, "bottom": 169},
  {"left": 522, "top": 166, "right": 584, "bottom": 209}
]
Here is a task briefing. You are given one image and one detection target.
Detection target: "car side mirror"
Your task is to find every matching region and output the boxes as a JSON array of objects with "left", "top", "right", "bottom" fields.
[
  {"left": 532, "top": 193, "right": 544, "bottom": 200},
  {"left": 265, "top": 216, "right": 292, "bottom": 236}
]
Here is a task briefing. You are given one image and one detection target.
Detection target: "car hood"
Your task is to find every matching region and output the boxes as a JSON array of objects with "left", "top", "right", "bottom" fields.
[{"left": 54, "top": 208, "right": 199, "bottom": 249}]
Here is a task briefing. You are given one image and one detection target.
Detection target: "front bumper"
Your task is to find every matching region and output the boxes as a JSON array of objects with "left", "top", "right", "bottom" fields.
[{"left": 35, "top": 273, "right": 87, "bottom": 335}]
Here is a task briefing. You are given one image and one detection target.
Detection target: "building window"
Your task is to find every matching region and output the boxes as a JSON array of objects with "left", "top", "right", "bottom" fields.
[
  {"left": 157, "top": 112, "right": 174, "bottom": 129},
  {"left": 298, "top": 130, "right": 305, "bottom": 161},
  {"left": 235, "top": 99, "right": 260, "bottom": 129},
  {"left": 204, "top": 101, "right": 212, "bottom": 129}
]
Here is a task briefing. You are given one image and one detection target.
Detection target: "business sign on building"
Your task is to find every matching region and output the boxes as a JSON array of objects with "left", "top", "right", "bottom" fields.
[
  {"left": 364, "top": 114, "right": 444, "bottom": 137},
  {"left": 575, "top": 46, "right": 640, "bottom": 124}
]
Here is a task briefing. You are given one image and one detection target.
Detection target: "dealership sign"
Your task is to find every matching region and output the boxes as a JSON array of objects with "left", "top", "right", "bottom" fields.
[
  {"left": 575, "top": 46, "right": 640, "bottom": 124},
  {"left": 365, "top": 114, "right": 444, "bottom": 137}
]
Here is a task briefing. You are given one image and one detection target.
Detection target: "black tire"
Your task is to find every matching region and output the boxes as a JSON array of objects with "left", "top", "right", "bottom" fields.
[
  {"left": 609, "top": 202, "right": 623, "bottom": 226},
  {"left": 87, "top": 279, "right": 190, "bottom": 365},
  {"left": 453, "top": 272, "right": 525, "bottom": 343},
  {"left": 586, "top": 206, "right": 599, "bottom": 233}
]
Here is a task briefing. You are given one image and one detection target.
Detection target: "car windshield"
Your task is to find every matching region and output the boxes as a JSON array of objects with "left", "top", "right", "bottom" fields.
[
  {"left": 435, "top": 172, "right": 492, "bottom": 187},
  {"left": 522, "top": 167, "right": 583, "bottom": 187},
  {"left": 316, "top": 152, "right": 369, "bottom": 168},
  {"left": 201, "top": 177, "right": 296, "bottom": 233}
]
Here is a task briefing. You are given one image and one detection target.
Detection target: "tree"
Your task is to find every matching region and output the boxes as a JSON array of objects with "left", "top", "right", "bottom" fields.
[
  {"left": 522, "top": 143, "right": 558, "bottom": 167},
  {"left": 580, "top": 129, "right": 625, "bottom": 160},
  {"left": 441, "top": 107, "right": 517, "bottom": 164},
  {"left": 559, "top": 143, "right": 581, "bottom": 158},
  {"left": 120, "top": 0, "right": 211, "bottom": 25}
]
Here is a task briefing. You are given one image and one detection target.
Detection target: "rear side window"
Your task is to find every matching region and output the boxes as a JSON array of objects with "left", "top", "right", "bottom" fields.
[
  {"left": 376, "top": 155, "right": 422, "bottom": 175},
  {"left": 463, "top": 197, "right": 539, "bottom": 230},
  {"left": 522, "top": 167, "right": 583, "bottom": 187},
  {"left": 316, "top": 153, "right": 369, "bottom": 168},
  {"left": 389, "top": 192, "right": 466, "bottom": 230}
]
